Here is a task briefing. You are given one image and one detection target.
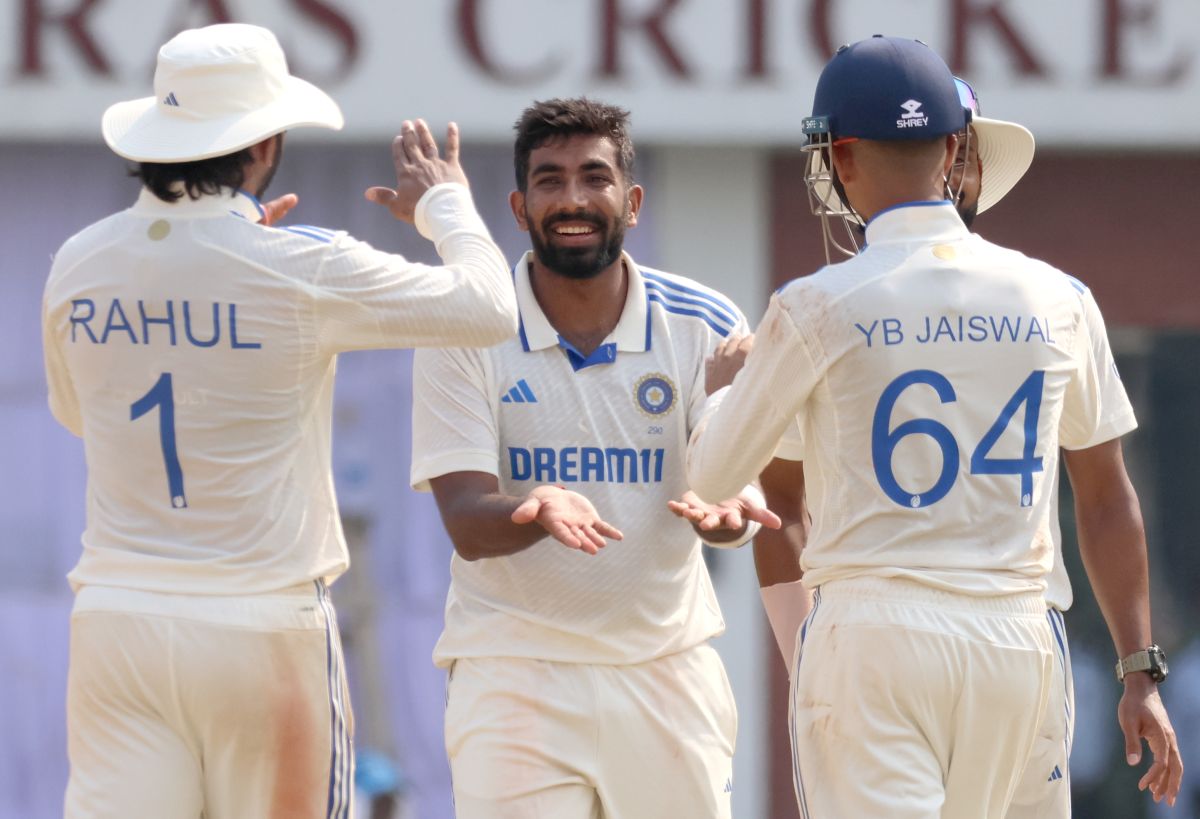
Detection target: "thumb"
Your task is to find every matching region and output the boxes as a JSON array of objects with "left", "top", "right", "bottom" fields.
[
  {"left": 511, "top": 496, "right": 541, "bottom": 525},
  {"left": 1124, "top": 726, "right": 1142, "bottom": 766},
  {"left": 262, "top": 193, "right": 298, "bottom": 226},
  {"left": 364, "top": 186, "right": 397, "bottom": 205},
  {"left": 747, "top": 506, "right": 783, "bottom": 530}
]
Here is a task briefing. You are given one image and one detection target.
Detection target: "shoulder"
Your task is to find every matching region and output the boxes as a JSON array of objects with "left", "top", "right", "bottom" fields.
[
  {"left": 973, "top": 236, "right": 1092, "bottom": 302},
  {"left": 231, "top": 222, "right": 367, "bottom": 277},
  {"left": 274, "top": 224, "right": 344, "bottom": 245},
  {"left": 48, "top": 211, "right": 128, "bottom": 283},
  {"left": 639, "top": 264, "right": 744, "bottom": 337}
]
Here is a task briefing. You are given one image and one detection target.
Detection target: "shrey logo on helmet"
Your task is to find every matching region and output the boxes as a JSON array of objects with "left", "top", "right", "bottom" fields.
[{"left": 897, "top": 99, "right": 928, "bottom": 128}]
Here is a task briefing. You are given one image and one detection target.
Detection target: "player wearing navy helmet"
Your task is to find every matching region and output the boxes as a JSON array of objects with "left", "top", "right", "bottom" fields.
[{"left": 688, "top": 36, "right": 1181, "bottom": 816}]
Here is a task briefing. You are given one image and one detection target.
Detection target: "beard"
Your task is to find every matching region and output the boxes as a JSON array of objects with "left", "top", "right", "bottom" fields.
[
  {"left": 957, "top": 197, "right": 978, "bottom": 230},
  {"left": 528, "top": 207, "right": 627, "bottom": 280},
  {"left": 254, "top": 134, "right": 284, "bottom": 199}
]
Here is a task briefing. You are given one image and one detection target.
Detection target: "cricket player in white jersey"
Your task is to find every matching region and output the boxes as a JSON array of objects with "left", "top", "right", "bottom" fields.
[
  {"left": 739, "top": 80, "right": 1046, "bottom": 689},
  {"left": 749, "top": 74, "right": 1084, "bottom": 815},
  {"left": 409, "top": 97, "right": 780, "bottom": 819},
  {"left": 687, "top": 35, "right": 1182, "bottom": 816},
  {"left": 42, "top": 23, "right": 518, "bottom": 819}
]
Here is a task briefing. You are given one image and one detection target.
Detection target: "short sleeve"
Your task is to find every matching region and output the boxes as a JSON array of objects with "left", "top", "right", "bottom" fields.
[
  {"left": 1059, "top": 287, "right": 1137, "bottom": 450},
  {"left": 42, "top": 287, "right": 82, "bottom": 437},
  {"left": 410, "top": 346, "right": 501, "bottom": 491}
]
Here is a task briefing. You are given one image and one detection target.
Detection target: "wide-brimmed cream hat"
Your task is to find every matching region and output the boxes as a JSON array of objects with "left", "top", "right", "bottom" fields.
[
  {"left": 102, "top": 23, "right": 344, "bottom": 163},
  {"left": 973, "top": 115, "right": 1035, "bottom": 213},
  {"left": 955, "top": 77, "right": 1035, "bottom": 214}
]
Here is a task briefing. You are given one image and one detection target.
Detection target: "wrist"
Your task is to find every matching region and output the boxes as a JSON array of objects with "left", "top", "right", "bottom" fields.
[
  {"left": 1122, "top": 671, "right": 1157, "bottom": 692},
  {"left": 1115, "top": 644, "right": 1168, "bottom": 684}
]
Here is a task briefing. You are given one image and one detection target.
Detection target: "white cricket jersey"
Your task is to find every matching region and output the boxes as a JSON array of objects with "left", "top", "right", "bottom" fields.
[
  {"left": 43, "top": 183, "right": 517, "bottom": 596},
  {"left": 411, "top": 251, "right": 750, "bottom": 666},
  {"left": 688, "top": 201, "right": 1135, "bottom": 596}
]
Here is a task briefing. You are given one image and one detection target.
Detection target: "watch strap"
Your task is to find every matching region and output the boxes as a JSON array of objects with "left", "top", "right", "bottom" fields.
[{"left": 1116, "top": 650, "right": 1153, "bottom": 679}]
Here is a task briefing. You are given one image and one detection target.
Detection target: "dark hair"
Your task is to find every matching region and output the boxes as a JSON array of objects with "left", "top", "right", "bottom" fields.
[
  {"left": 513, "top": 97, "right": 635, "bottom": 192},
  {"left": 134, "top": 148, "right": 254, "bottom": 203}
]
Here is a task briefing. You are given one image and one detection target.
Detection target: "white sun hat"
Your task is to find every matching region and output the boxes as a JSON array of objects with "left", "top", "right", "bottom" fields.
[
  {"left": 102, "top": 23, "right": 344, "bottom": 163},
  {"left": 955, "top": 77, "right": 1035, "bottom": 214}
]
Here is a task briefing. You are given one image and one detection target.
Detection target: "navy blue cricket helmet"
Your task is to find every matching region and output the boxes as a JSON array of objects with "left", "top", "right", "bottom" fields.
[{"left": 803, "top": 36, "right": 966, "bottom": 142}]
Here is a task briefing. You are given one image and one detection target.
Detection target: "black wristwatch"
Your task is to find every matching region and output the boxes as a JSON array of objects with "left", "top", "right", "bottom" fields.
[{"left": 1115, "top": 644, "right": 1168, "bottom": 683}]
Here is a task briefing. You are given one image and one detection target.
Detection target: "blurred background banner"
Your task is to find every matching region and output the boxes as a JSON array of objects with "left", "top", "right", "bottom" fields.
[
  {"left": 1, "top": 2, "right": 1198, "bottom": 818},
  {"left": 2, "top": 0, "right": 1199, "bottom": 145}
]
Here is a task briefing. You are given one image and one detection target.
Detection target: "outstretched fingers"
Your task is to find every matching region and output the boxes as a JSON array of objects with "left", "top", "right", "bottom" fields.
[
  {"left": 445, "top": 122, "right": 461, "bottom": 165},
  {"left": 542, "top": 519, "right": 590, "bottom": 553},
  {"left": 415, "top": 118, "right": 438, "bottom": 158},
  {"left": 400, "top": 120, "right": 423, "bottom": 163},
  {"left": 592, "top": 519, "right": 623, "bottom": 541}
]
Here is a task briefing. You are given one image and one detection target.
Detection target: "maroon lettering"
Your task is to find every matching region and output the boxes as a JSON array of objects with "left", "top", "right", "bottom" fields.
[
  {"left": 1101, "top": 0, "right": 1189, "bottom": 84},
  {"left": 599, "top": 0, "right": 689, "bottom": 79},
  {"left": 457, "top": 0, "right": 560, "bottom": 83},
  {"left": 157, "top": 0, "right": 234, "bottom": 47},
  {"left": 20, "top": 0, "right": 110, "bottom": 76},
  {"left": 290, "top": 0, "right": 360, "bottom": 80},
  {"left": 949, "top": 0, "right": 1046, "bottom": 76},
  {"left": 150, "top": 0, "right": 233, "bottom": 77},
  {"left": 744, "top": 0, "right": 768, "bottom": 78},
  {"left": 808, "top": 0, "right": 837, "bottom": 61}
]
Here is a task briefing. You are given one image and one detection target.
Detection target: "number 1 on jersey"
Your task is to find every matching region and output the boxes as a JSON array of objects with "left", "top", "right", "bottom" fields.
[{"left": 131, "top": 372, "right": 188, "bottom": 509}]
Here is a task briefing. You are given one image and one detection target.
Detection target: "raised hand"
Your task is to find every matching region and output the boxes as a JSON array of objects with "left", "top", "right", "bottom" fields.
[
  {"left": 511, "top": 485, "right": 624, "bottom": 555},
  {"left": 705, "top": 333, "right": 754, "bottom": 395},
  {"left": 365, "top": 119, "right": 469, "bottom": 223},
  {"left": 667, "top": 489, "right": 782, "bottom": 535}
]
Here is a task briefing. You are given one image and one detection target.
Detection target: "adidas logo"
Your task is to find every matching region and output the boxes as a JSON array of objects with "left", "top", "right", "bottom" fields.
[
  {"left": 501, "top": 379, "right": 537, "bottom": 404},
  {"left": 162, "top": 92, "right": 180, "bottom": 107},
  {"left": 1047, "top": 765, "right": 1064, "bottom": 782},
  {"left": 723, "top": 777, "right": 733, "bottom": 794},
  {"left": 897, "top": 98, "right": 928, "bottom": 129}
]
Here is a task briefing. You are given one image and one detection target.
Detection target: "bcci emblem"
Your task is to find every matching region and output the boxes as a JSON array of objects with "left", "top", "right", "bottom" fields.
[{"left": 634, "top": 373, "right": 677, "bottom": 417}]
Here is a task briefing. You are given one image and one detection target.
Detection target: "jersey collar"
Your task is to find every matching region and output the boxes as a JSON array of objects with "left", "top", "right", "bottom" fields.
[
  {"left": 514, "top": 250, "right": 651, "bottom": 364},
  {"left": 131, "top": 186, "right": 267, "bottom": 223},
  {"left": 863, "top": 200, "right": 966, "bottom": 246}
]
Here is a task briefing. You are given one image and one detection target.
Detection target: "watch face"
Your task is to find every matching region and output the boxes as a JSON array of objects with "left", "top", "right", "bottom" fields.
[{"left": 1151, "top": 647, "right": 1169, "bottom": 681}]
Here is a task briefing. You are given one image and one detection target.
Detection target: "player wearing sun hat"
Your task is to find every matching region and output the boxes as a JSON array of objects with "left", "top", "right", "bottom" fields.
[
  {"left": 949, "top": 76, "right": 1036, "bottom": 224},
  {"left": 44, "top": 22, "right": 518, "bottom": 819}
]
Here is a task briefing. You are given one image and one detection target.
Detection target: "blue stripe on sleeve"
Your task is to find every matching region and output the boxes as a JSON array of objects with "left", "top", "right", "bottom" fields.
[
  {"left": 647, "top": 295, "right": 733, "bottom": 336},
  {"left": 642, "top": 271, "right": 738, "bottom": 325}
]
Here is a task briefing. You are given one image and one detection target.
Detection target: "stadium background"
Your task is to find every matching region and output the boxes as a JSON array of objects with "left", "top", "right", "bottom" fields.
[{"left": 1, "top": 1, "right": 1196, "bottom": 816}]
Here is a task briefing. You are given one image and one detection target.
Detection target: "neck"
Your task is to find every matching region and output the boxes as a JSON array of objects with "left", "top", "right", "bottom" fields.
[
  {"left": 854, "top": 185, "right": 945, "bottom": 223},
  {"left": 528, "top": 254, "right": 628, "bottom": 356}
]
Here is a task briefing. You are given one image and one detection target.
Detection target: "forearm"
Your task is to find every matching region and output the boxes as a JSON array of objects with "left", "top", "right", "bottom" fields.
[
  {"left": 1074, "top": 483, "right": 1152, "bottom": 657},
  {"left": 436, "top": 490, "right": 548, "bottom": 562},
  {"left": 755, "top": 456, "right": 808, "bottom": 587},
  {"left": 754, "top": 523, "right": 805, "bottom": 587},
  {"left": 1065, "top": 441, "right": 1153, "bottom": 658},
  {"left": 687, "top": 389, "right": 790, "bottom": 504},
  {"left": 415, "top": 183, "right": 519, "bottom": 344},
  {"left": 760, "top": 580, "right": 812, "bottom": 676}
]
